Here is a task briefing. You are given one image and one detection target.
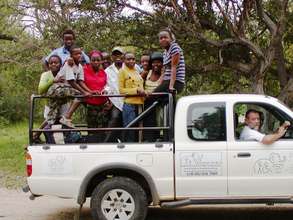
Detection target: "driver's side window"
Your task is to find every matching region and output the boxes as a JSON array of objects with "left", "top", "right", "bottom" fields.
[{"left": 234, "top": 103, "right": 293, "bottom": 140}]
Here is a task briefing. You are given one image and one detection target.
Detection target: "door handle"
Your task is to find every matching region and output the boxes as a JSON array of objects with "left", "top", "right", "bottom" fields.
[
  {"left": 117, "top": 143, "right": 125, "bottom": 149},
  {"left": 80, "top": 145, "right": 87, "bottom": 150},
  {"left": 155, "top": 143, "right": 163, "bottom": 148},
  {"left": 237, "top": 152, "right": 251, "bottom": 157},
  {"left": 42, "top": 145, "right": 50, "bottom": 150}
]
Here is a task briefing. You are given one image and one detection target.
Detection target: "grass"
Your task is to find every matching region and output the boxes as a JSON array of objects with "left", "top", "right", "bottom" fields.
[{"left": 0, "top": 122, "right": 28, "bottom": 188}]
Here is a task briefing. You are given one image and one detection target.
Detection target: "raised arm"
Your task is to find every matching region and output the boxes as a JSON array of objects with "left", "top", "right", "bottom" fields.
[{"left": 261, "top": 122, "right": 290, "bottom": 144}]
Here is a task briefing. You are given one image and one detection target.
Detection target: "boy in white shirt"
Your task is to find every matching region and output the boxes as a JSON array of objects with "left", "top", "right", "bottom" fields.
[{"left": 47, "top": 45, "right": 93, "bottom": 127}]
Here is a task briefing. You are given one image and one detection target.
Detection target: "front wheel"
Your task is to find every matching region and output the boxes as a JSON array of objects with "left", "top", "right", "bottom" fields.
[{"left": 91, "top": 177, "right": 148, "bottom": 220}]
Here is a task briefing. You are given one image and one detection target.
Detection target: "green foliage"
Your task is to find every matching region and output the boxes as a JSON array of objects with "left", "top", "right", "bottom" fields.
[
  {"left": 0, "top": 121, "right": 27, "bottom": 187},
  {"left": 0, "top": 122, "right": 27, "bottom": 175},
  {"left": 0, "top": 63, "right": 41, "bottom": 122},
  {"left": 0, "top": 0, "right": 292, "bottom": 125}
]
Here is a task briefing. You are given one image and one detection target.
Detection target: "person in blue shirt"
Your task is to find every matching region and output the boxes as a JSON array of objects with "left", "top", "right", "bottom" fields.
[{"left": 44, "top": 29, "right": 90, "bottom": 67}]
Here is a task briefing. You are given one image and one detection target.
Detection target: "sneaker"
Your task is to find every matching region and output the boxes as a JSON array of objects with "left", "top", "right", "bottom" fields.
[{"left": 59, "top": 116, "right": 75, "bottom": 128}]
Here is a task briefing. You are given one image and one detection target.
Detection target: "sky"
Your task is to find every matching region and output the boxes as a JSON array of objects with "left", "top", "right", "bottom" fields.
[
  {"left": 21, "top": 0, "right": 154, "bottom": 37},
  {"left": 122, "top": 0, "right": 153, "bottom": 16}
]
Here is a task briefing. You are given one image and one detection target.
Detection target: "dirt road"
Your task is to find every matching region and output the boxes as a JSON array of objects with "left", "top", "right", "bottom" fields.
[
  {"left": 1, "top": 187, "right": 293, "bottom": 220},
  {"left": 0, "top": 188, "right": 77, "bottom": 220}
]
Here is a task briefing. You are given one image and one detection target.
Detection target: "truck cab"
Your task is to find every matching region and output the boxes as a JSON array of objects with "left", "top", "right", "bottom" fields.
[
  {"left": 26, "top": 94, "right": 293, "bottom": 220},
  {"left": 174, "top": 94, "right": 293, "bottom": 200}
]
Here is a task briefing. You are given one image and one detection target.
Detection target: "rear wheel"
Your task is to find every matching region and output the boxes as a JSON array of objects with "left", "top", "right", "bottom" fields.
[{"left": 91, "top": 177, "right": 148, "bottom": 220}]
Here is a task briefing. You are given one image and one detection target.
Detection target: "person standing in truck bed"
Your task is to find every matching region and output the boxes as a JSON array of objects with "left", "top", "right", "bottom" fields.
[{"left": 119, "top": 52, "right": 145, "bottom": 142}]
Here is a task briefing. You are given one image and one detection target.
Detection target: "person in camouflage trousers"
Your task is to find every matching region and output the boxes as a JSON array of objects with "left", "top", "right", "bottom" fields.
[
  {"left": 46, "top": 83, "right": 81, "bottom": 125},
  {"left": 86, "top": 104, "right": 110, "bottom": 142}
]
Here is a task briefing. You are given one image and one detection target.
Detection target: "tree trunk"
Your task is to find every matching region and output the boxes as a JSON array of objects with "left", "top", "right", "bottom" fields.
[
  {"left": 275, "top": 40, "right": 287, "bottom": 89},
  {"left": 252, "top": 78, "right": 264, "bottom": 94},
  {"left": 251, "top": 61, "right": 265, "bottom": 94},
  {"left": 278, "top": 77, "right": 293, "bottom": 108}
]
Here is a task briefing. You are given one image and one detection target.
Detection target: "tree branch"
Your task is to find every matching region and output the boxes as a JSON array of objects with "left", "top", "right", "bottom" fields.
[
  {"left": 182, "top": 0, "right": 201, "bottom": 28},
  {"left": 226, "top": 60, "right": 254, "bottom": 74},
  {"left": 118, "top": 0, "right": 152, "bottom": 16},
  {"left": 237, "top": 0, "right": 253, "bottom": 37},
  {"left": 195, "top": 33, "right": 265, "bottom": 60},
  {"left": 0, "top": 34, "right": 17, "bottom": 42},
  {"left": 170, "top": 0, "right": 182, "bottom": 16},
  {"left": 255, "top": 0, "right": 277, "bottom": 34},
  {"left": 194, "top": 63, "right": 226, "bottom": 73},
  {"left": 214, "top": 0, "right": 238, "bottom": 37}
]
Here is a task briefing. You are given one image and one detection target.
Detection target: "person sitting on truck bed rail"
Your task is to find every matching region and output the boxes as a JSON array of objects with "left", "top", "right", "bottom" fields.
[
  {"left": 240, "top": 109, "right": 290, "bottom": 145},
  {"left": 103, "top": 47, "right": 125, "bottom": 142},
  {"left": 44, "top": 29, "right": 90, "bottom": 67},
  {"left": 153, "top": 28, "right": 185, "bottom": 96},
  {"left": 119, "top": 52, "right": 145, "bottom": 142},
  {"left": 83, "top": 50, "right": 110, "bottom": 141},
  {"left": 47, "top": 45, "right": 93, "bottom": 128}
]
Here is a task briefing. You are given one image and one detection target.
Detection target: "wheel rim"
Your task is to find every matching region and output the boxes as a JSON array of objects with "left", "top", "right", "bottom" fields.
[{"left": 101, "top": 189, "right": 135, "bottom": 220}]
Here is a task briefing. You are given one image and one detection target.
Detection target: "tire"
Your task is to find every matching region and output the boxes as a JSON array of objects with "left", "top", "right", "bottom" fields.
[{"left": 90, "top": 177, "right": 148, "bottom": 220}]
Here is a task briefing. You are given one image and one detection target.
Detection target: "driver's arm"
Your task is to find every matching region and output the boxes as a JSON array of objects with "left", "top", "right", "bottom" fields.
[{"left": 261, "top": 122, "right": 289, "bottom": 144}]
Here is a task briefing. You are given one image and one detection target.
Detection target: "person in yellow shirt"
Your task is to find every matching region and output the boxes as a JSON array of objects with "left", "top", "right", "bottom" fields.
[
  {"left": 34, "top": 55, "right": 66, "bottom": 143},
  {"left": 119, "top": 52, "right": 145, "bottom": 142}
]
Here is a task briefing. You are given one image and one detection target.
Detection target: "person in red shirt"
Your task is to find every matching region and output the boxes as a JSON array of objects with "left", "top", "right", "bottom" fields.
[
  {"left": 84, "top": 50, "right": 110, "bottom": 142},
  {"left": 84, "top": 50, "right": 107, "bottom": 105}
]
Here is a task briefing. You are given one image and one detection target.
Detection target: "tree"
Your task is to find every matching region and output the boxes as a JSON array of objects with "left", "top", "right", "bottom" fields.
[
  {"left": 115, "top": 0, "right": 292, "bottom": 103},
  {"left": 1, "top": 0, "right": 293, "bottom": 124}
]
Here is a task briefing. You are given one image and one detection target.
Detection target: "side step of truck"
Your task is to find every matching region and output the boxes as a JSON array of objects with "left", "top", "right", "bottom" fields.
[{"left": 161, "top": 197, "right": 293, "bottom": 208}]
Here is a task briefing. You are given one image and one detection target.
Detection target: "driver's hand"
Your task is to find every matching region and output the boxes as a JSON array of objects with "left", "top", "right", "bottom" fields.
[
  {"left": 282, "top": 121, "right": 291, "bottom": 128},
  {"left": 277, "top": 125, "right": 288, "bottom": 137}
]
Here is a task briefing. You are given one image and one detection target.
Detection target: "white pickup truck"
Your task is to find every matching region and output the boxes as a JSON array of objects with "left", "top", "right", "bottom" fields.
[{"left": 25, "top": 94, "right": 293, "bottom": 220}]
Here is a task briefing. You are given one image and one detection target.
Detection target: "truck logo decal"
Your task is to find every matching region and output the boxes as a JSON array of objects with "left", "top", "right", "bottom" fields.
[
  {"left": 48, "top": 156, "right": 66, "bottom": 172},
  {"left": 253, "top": 153, "right": 287, "bottom": 175},
  {"left": 42, "top": 155, "right": 73, "bottom": 175},
  {"left": 180, "top": 152, "right": 223, "bottom": 176}
]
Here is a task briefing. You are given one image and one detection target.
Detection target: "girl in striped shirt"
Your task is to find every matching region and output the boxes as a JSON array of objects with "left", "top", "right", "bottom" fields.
[{"left": 154, "top": 29, "right": 185, "bottom": 94}]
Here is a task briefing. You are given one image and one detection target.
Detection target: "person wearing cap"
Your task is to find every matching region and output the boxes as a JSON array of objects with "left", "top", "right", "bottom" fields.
[
  {"left": 143, "top": 52, "right": 164, "bottom": 142},
  {"left": 83, "top": 50, "right": 109, "bottom": 141},
  {"left": 103, "top": 46, "right": 125, "bottom": 142},
  {"left": 44, "top": 29, "right": 90, "bottom": 67}
]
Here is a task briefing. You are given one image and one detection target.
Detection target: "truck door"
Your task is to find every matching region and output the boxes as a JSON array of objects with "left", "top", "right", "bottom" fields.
[
  {"left": 228, "top": 102, "right": 293, "bottom": 196},
  {"left": 175, "top": 101, "right": 228, "bottom": 198}
]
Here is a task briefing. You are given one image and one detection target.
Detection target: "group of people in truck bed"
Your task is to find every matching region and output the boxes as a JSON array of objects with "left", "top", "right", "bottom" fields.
[{"left": 34, "top": 28, "right": 185, "bottom": 143}]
